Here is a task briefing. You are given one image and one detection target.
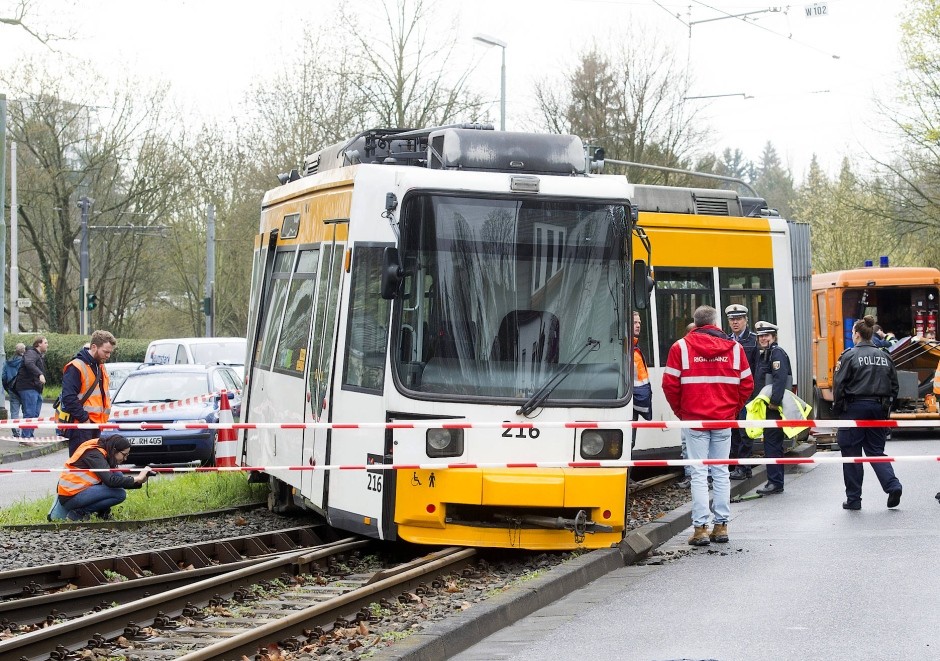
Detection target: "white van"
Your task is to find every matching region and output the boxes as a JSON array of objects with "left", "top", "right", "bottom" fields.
[{"left": 145, "top": 337, "right": 247, "bottom": 372}]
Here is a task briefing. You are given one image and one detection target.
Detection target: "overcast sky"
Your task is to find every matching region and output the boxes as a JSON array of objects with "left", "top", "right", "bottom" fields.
[{"left": 1, "top": 0, "right": 905, "bottom": 180}]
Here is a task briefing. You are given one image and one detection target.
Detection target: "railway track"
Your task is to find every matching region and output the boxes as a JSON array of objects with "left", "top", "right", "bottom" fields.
[
  {"left": 0, "top": 536, "right": 475, "bottom": 660},
  {"left": 0, "top": 525, "right": 338, "bottom": 631}
]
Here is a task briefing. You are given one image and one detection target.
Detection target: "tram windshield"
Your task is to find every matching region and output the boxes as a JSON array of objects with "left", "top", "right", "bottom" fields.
[{"left": 393, "top": 193, "right": 630, "bottom": 406}]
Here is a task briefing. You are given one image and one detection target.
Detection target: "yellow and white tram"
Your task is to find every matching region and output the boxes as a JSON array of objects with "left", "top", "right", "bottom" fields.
[
  {"left": 238, "top": 125, "right": 811, "bottom": 550},
  {"left": 240, "top": 126, "right": 643, "bottom": 550}
]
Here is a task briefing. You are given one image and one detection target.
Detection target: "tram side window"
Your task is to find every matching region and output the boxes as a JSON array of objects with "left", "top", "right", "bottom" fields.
[
  {"left": 719, "top": 269, "right": 775, "bottom": 327},
  {"left": 274, "top": 249, "right": 319, "bottom": 376},
  {"left": 309, "top": 244, "right": 344, "bottom": 418},
  {"left": 343, "top": 245, "right": 392, "bottom": 392},
  {"left": 256, "top": 251, "right": 296, "bottom": 369},
  {"left": 653, "top": 268, "right": 714, "bottom": 367}
]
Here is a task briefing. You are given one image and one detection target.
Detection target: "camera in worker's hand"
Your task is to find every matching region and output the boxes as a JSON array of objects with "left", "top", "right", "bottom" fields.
[{"left": 147, "top": 470, "right": 158, "bottom": 477}]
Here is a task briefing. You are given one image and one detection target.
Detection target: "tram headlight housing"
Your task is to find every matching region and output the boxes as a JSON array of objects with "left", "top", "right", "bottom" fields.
[
  {"left": 579, "top": 429, "right": 623, "bottom": 460},
  {"left": 426, "top": 428, "right": 464, "bottom": 458}
]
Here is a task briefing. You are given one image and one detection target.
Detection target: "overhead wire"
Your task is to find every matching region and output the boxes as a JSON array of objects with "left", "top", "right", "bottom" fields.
[{"left": 688, "top": 0, "right": 841, "bottom": 60}]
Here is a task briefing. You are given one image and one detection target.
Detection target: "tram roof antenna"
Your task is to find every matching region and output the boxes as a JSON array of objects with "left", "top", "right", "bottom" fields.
[{"left": 605, "top": 158, "right": 758, "bottom": 197}]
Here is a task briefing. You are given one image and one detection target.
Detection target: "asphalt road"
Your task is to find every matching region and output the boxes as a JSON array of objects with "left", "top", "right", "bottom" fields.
[
  {"left": 455, "top": 435, "right": 940, "bottom": 661},
  {"left": 0, "top": 401, "right": 68, "bottom": 508},
  {"left": 0, "top": 448, "right": 65, "bottom": 508}
]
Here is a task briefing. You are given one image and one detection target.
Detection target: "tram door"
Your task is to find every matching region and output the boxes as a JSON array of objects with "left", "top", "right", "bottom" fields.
[
  {"left": 303, "top": 237, "right": 345, "bottom": 507},
  {"left": 327, "top": 243, "right": 394, "bottom": 538}
]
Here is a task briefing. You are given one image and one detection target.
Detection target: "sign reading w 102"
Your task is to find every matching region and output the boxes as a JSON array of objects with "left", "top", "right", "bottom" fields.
[{"left": 805, "top": 2, "right": 828, "bottom": 17}]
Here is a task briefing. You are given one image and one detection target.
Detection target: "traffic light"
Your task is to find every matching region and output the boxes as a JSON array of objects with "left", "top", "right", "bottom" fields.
[
  {"left": 86, "top": 293, "right": 98, "bottom": 311},
  {"left": 203, "top": 296, "right": 212, "bottom": 316}
]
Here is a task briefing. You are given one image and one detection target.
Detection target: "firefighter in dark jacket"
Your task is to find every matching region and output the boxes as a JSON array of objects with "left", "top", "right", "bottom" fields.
[
  {"left": 725, "top": 304, "right": 761, "bottom": 480},
  {"left": 753, "top": 321, "right": 791, "bottom": 495},
  {"left": 59, "top": 330, "right": 116, "bottom": 455},
  {"left": 833, "top": 315, "right": 902, "bottom": 510}
]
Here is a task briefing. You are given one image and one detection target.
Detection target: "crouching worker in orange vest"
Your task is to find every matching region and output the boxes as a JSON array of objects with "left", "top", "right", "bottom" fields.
[{"left": 48, "top": 436, "right": 153, "bottom": 522}]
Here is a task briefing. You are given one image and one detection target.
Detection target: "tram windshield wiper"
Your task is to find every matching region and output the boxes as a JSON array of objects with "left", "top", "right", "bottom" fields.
[{"left": 516, "top": 338, "right": 600, "bottom": 417}]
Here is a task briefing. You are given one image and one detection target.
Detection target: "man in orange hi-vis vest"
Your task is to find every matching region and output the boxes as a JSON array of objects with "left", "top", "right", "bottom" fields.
[{"left": 59, "top": 330, "right": 116, "bottom": 455}]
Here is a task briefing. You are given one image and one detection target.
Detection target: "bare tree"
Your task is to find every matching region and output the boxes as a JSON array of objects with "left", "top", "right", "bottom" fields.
[
  {"left": 344, "top": 0, "right": 485, "bottom": 128},
  {"left": 533, "top": 33, "right": 710, "bottom": 184},
  {"left": 871, "top": 0, "right": 940, "bottom": 234},
  {"left": 3, "top": 59, "right": 187, "bottom": 334},
  {"left": 150, "top": 122, "right": 262, "bottom": 337},
  {"left": 242, "top": 32, "right": 369, "bottom": 178},
  {"left": 0, "top": 0, "right": 72, "bottom": 44}
]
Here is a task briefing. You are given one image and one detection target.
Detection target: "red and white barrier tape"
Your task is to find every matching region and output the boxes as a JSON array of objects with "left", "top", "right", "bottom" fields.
[
  {"left": 0, "top": 389, "right": 239, "bottom": 429},
  {"left": 0, "top": 418, "right": 938, "bottom": 432},
  {"left": 1, "top": 454, "right": 938, "bottom": 475}
]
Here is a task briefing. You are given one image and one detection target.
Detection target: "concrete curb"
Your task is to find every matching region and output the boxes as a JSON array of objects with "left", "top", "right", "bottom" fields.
[{"left": 0, "top": 439, "right": 67, "bottom": 464}]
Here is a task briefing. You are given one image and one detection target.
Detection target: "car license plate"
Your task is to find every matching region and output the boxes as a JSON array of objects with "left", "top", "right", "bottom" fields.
[{"left": 129, "top": 436, "right": 162, "bottom": 446}]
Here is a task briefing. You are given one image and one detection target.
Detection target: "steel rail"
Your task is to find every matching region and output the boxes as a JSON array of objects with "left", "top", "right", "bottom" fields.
[
  {"left": 0, "top": 538, "right": 370, "bottom": 660},
  {"left": 176, "top": 546, "right": 477, "bottom": 660},
  {"left": 0, "top": 525, "right": 327, "bottom": 599}
]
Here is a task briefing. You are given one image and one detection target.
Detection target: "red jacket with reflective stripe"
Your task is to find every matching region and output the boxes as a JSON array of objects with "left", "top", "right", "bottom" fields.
[{"left": 662, "top": 325, "right": 754, "bottom": 424}]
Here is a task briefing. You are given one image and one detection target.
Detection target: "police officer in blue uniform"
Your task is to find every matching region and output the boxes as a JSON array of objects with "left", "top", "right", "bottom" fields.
[
  {"left": 832, "top": 315, "right": 902, "bottom": 510},
  {"left": 725, "top": 304, "right": 760, "bottom": 480},
  {"left": 753, "top": 321, "right": 791, "bottom": 495}
]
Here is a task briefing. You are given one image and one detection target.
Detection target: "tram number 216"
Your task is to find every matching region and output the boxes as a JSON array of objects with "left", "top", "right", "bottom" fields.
[{"left": 501, "top": 424, "right": 540, "bottom": 439}]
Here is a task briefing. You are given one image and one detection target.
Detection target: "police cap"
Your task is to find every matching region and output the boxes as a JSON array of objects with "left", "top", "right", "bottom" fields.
[
  {"left": 754, "top": 320, "right": 779, "bottom": 335},
  {"left": 725, "top": 304, "right": 748, "bottom": 318}
]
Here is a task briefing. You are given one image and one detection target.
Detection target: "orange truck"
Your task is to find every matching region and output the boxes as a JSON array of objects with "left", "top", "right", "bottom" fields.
[{"left": 811, "top": 265, "right": 940, "bottom": 418}]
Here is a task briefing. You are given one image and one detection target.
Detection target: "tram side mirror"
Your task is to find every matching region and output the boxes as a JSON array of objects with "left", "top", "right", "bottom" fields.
[
  {"left": 633, "top": 260, "right": 654, "bottom": 310},
  {"left": 381, "top": 247, "right": 404, "bottom": 299}
]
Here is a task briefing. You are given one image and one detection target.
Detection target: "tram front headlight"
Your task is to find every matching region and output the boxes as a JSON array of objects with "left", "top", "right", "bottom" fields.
[
  {"left": 426, "top": 428, "right": 464, "bottom": 458},
  {"left": 579, "top": 429, "right": 623, "bottom": 460}
]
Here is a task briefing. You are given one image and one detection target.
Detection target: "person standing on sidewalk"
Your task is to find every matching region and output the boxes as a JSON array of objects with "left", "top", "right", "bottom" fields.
[
  {"left": 14, "top": 336, "right": 48, "bottom": 439},
  {"left": 833, "top": 315, "right": 902, "bottom": 511},
  {"left": 725, "top": 304, "right": 760, "bottom": 481},
  {"left": 663, "top": 305, "right": 753, "bottom": 547},
  {"left": 753, "top": 321, "right": 792, "bottom": 496},
  {"left": 59, "top": 330, "right": 115, "bottom": 455},
  {"left": 2, "top": 343, "right": 27, "bottom": 438}
]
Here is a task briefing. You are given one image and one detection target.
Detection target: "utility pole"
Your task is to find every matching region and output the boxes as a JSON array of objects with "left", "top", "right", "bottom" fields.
[
  {"left": 1, "top": 93, "right": 8, "bottom": 419},
  {"left": 78, "top": 196, "right": 93, "bottom": 335},
  {"left": 10, "top": 141, "right": 18, "bottom": 333},
  {"left": 205, "top": 203, "right": 215, "bottom": 337}
]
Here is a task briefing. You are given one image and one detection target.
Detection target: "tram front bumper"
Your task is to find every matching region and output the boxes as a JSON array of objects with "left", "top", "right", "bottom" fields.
[{"left": 394, "top": 467, "right": 626, "bottom": 550}]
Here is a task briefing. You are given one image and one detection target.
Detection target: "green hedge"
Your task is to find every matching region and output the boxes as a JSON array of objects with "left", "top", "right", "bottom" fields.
[{"left": 3, "top": 333, "right": 152, "bottom": 387}]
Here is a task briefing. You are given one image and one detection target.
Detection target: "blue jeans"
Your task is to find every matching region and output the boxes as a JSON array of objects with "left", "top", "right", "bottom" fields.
[
  {"left": 686, "top": 428, "right": 731, "bottom": 527},
  {"left": 61, "top": 484, "right": 127, "bottom": 519},
  {"left": 18, "top": 389, "right": 42, "bottom": 438},
  {"left": 679, "top": 430, "right": 691, "bottom": 477},
  {"left": 7, "top": 389, "right": 22, "bottom": 437}
]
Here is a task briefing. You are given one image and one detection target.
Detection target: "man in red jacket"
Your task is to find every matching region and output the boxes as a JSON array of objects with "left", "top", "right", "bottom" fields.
[{"left": 663, "top": 305, "right": 754, "bottom": 547}]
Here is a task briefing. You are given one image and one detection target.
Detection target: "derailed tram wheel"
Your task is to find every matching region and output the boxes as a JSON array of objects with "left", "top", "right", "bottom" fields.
[{"left": 268, "top": 476, "right": 298, "bottom": 514}]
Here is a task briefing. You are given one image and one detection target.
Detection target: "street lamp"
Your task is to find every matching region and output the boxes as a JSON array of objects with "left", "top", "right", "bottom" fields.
[{"left": 473, "top": 33, "right": 507, "bottom": 131}]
